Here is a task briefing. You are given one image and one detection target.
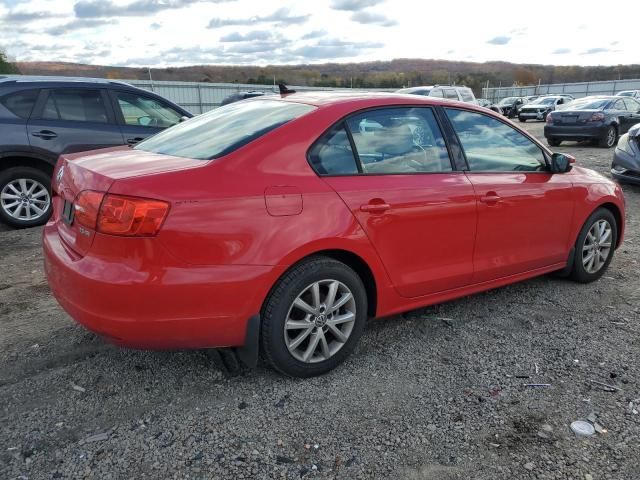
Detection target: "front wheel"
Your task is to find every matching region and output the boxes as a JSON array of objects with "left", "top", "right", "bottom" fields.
[
  {"left": 261, "top": 257, "right": 367, "bottom": 377},
  {"left": 569, "top": 208, "right": 617, "bottom": 283},
  {"left": 0, "top": 167, "right": 53, "bottom": 228},
  {"left": 547, "top": 137, "right": 562, "bottom": 147}
]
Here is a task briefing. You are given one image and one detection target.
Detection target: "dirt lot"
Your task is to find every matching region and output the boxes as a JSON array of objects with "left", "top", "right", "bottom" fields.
[{"left": 1, "top": 121, "right": 639, "bottom": 480}]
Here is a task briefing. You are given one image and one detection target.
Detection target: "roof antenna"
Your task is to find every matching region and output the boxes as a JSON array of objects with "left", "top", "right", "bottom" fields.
[{"left": 278, "top": 83, "right": 296, "bottom": 95}]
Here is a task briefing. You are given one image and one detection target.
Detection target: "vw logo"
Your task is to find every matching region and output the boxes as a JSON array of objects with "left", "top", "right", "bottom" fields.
[
  {"left": 314, "top": 314, "right": 327, "bottom": 328},
  {"left": 56, "top": 166, "right": 65, "bottom": 185}
]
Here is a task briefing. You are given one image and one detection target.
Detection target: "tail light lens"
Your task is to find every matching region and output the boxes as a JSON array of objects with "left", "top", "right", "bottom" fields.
[
  {"left": 74, "top": 190, "right": 105, "bottom": 228},
  {"left": 98, "top": 194, "right": 170, "bottom": 236},
  {"left": 589, "top": 112, "right": 605, "bottom": 122},
  {"left": 72, "top": 191, "right": 169, "bottom": 236},
  {"left": 546, "top": 113, "right": 554, "bottom": 124}
]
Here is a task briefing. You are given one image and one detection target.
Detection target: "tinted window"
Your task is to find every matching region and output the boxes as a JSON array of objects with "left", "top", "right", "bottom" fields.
[
  {"left": 459, "top": 89, "right": 475, "bottom": 102},
  {"left": 42, "top": 89, "right": 108, "bottom": 123},
  {"left": 0, "top": 89, "right": 39, "bottom": 119},
  {"left": 566, "top": 98, "right": 610, "bottom": 110},
  {"left": 623, "top": 98, "right": 640, "bottom": 111},
  {"left": 613, "top": 99, "right": 626, "bottom": 110},
  {"left": 445, "top": 108, "right": 546, "bottom": 172},
  {"left": 345, "top": 107, "right": 452, "bottom": 174},
  {"left": 444, "top": 89, "right": 459, "bottom": 100},
  {"left": 116, "top": 92, "right": 182, "bottom": 128},
  {"left": 136, "top": 100, "right": 315, "bottom": 160},
  {"left": 308, "top": 125, "right": 358, "bottom": 175},
  {"left": 429, "top": 89, "right": 444, "bottom": 98}
]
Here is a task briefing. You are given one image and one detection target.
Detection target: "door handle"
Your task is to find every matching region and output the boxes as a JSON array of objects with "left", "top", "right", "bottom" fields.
[
  {"left": 479, "top": 192, "right": 502, "bottom": 205},
  {"left": 127, "top": 137, "right": 144, "bottom": 145},
  {"left": 360, "top": 202, "right": 390, "bottom": 213},
  {"left": 32, "top": 130, "right": 57, "bottom": 139}
]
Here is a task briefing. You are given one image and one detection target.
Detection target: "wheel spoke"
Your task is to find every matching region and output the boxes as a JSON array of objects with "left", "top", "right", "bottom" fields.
[
  {"left": 289, "top": 327, "right": 314, "bottom": 350},
  {"left": 286, "top": 319, "right": 313, "bottom": 330},
  {"left": 310, "top": 282, "right": 321, "bottom": 309},
  {"left": 327, "top": 323, "right": 348, "bottom": 343},
  {"left": 293, "top": 297, "right": 316, "bottom": 315},
  {"left": 13, "top": 203, "right": 23, "bottom": 219},
  {"left": 600, "top": 228, "right": 611, "bottom": 244},
  {"left": 327, "top": 312, "right": 355, "bottom": 326},
  {"left": 318, "top": 330, "right": 330, "bottom": 360},
  {"left": 32, "top": 189, "right": 49, "bottom": 199},
  {"left": 325, "top": 281, "right": 339, "bottom": 311},
  {"left": 30, "top": 204, "right": 45, "bottom": 216},
  {"left": 8, "top": 183, "right": 20, "bottom": 195},
  {"left": 3, "top": 200, "right": 20, "bottom": 210},
  {"left": 302, "top": 331, "right": 321, "bottom": 362},
  {"left": 1, "top": 193, "right": 20, "bottom": 200},
  {"left": 18, "top": 179, "right": 28, "bottom": 194},
  {"left": 331, "top": 292, "right": 353, "bottom": 312}
]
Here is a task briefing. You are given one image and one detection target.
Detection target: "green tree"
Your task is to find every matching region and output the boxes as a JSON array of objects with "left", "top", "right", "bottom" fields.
[{"left": 0, "top": 49, "right": 19, "bottom": 74}]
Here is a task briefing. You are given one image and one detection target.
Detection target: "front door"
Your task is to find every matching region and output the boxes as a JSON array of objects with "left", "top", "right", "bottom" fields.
[
  {"left": 312, "top": 106, "right": 478, "bottom": 298},
  {"left": 444, "top": 107, "right": 574, "bottom": 283}
]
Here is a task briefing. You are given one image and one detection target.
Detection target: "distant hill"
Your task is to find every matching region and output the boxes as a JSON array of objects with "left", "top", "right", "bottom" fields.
[{"left": 15, "top": 59, "right": 640, "bottom": 96}]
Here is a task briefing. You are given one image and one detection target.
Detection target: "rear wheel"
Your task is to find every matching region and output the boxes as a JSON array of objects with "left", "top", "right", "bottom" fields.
[
  {"left": 547, "top": 137, "right": 562, "bottom": 147},
  {"left": 569, "top": 208, "right": 617, "bottom": 283},
  {"left": 598, "top": 125, "right": 618, "bottom": 148},
  {"left": 261, "top": 257, "right": 367, "bottom": 377},
  {"left": 0, "top": 166, "right": 52, "bottom": 228},
  {"left": 519, "top": 117, "right": 526, "bottom": 123}
]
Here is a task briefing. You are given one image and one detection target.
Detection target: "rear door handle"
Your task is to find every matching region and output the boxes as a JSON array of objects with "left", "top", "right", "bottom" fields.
[
  {"left": 360, "top": 202, "right": 390, "bottom": 213},
  {"left": 32, "top": 130, "right": 57, "bottom": 139},
  {"left": 127, "top": 137, "right": 144, "bottom": 145},
  {"left": 479, "top": 193, "right": 502, "bottom": 205}
]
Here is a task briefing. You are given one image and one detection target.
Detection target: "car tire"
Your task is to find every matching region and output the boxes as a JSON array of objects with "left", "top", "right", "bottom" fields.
[
  {"left": 569, "top": 208, "right": 617, "bottom": 283},
  {"left": 598, "top": 125, "right": 618, "bottom": 148},
  {"left": 0, "top": 166, "right": 53, "bottom": 229},
  {"left": 519, "top": 117, "right": 526, "bottom": 123},
  {"left": 261, "top": 256, "right": 367, "bottom": 377},
  {"left": 547, "top": 137, "right": 562, "bottom": 147}
]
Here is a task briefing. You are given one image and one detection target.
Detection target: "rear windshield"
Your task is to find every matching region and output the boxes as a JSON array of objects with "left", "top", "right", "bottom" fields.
[
  {"left": 135, "top": 100, "right": 315, "bottom": 160},
  {"left": 530, "top": 97, "right": 558, "bottom": 105},
  {"left": 566, "top": 98, "right": 611, "bottom": 110}
]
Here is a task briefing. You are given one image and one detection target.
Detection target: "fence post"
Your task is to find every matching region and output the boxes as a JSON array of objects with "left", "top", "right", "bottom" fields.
[
  {"left": 197, "top": 84, "right": 203, "bottom": 114},
  {"left": 613, "top": 80, "right": 617, "bottom": 95}
]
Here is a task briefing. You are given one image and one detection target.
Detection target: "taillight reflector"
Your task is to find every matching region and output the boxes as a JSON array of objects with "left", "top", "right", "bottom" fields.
[
  {"left": 74, "top": 190, "right": 105, "bottom": 229},
  {"left": 98, "top": 194, "right": 170, "bottom": 236}
]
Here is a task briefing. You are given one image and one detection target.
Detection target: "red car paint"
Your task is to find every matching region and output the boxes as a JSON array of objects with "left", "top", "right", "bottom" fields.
[{"left": 43, "top": 93, "right": 626, "bottom": 350}]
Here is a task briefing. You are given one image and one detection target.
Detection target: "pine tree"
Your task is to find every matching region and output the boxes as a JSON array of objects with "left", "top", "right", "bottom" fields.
[{"left": 0, "top": 50, "right": 20, "bottom": 74}]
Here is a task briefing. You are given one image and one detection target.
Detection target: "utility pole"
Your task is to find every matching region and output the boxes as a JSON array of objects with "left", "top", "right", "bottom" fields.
[{"left": 148, "top": 67, "right": 154, "bottom": 91}]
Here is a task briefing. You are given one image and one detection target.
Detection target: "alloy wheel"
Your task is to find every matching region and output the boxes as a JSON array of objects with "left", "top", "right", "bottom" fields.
[
  {"left": 582, "top": 219, "right": 613, "bottom": 274},
  {"left": 284, "top": 279, "right": 356, "bottom": 363},
  {"left": 0, "top": 178, "right": 50, "bottom": 222},
  {"left": 606, "top": 127, "right": 616, "bottom": 147}
]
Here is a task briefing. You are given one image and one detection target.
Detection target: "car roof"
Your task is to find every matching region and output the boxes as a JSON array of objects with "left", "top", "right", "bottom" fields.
[{"left": 0, "top": 75, "right": 132, "bottom": 88}]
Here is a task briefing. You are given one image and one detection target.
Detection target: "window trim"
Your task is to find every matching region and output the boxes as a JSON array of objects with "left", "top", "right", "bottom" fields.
[
  {"left": 305, "top": 105, "right": 459, "bottom": 177},
  {"left": 0, "top": 88, "right": 40, "bottom": 120},
  {"left": 32, "top": 88, "right": 116, "bottom": 125},
  {"left": 108, "top": 89, "right": 183, "bottom": 128},
  {"left": 442, "top": 106, "right": 552, "bottom": 174}
]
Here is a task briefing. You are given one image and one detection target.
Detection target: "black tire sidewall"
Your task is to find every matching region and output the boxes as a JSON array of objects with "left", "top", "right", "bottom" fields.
[
  {"left": 571, "top": 208, "right": 617, "bottom": 283},
  {"left": 0, "top": 167, "right": 52, "bottom": 228},
  {"left": 599, "top": 126, "right": 617, "bottom": 148},
  {"left": 261, "top": 257, "right": 367, "bottom": 377}
]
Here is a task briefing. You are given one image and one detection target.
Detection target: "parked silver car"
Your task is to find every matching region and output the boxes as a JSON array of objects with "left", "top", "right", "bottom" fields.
[{"left": 396, "top": 85, "right": 478, "bottom": 104}]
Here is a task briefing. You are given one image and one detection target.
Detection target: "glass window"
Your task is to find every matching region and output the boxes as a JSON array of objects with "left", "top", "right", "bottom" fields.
[
  {"left": 429, "top": 89, "right": 444, "bottom": 98},
  {"left": 115, "top": 92, "right": 183, "bottom": 128},
  {"left": 444, "top": 89, "right": 459, "bottom": 100},
  {"left": 345, "top": 107, "right": 452, "bottom": 174},
  {"left": 623, "top": 98, "right": 640, "bottom": 112},
  {"left": 308, "top": 125, "right": 358, "bottom": 175},
  {"left": 459, "top": 89, "right": 475, "bottom": 102},
  {"left": 445, "top": 108, "right": 546, "bottom": 172},
  {"left": 136, "top": 99, "right": 315, "bottom": 160},
  {"left": 42, "top": 89, "right": 108, "bottom": 123},
  {"left": 0, "top": 89, "right": 39, "bottom": 119},
  {"left": 613, "top": 99, "right": 626, "bottom": 111}
]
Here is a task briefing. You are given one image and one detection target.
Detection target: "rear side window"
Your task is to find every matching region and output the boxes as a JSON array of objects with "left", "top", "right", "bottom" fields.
[
  {"left": 136, "top": 100, "right": 315, "bottom": 160},
  {"left": 308, "top": 125, "right": 358, "bottom": 175},
  {"left": 115, "top": 92, "right": 182, "bottom": 128},
  {"left": 0, "top": 89, "right": 39, "bottom": 119},
  {"left": 429, "top": 89, "right": 444, "bottom": 98},
  {"left": 459, "top": 89, "right": 475, "bottom": 102},
  {"left": 42, "top": 89, "right": 108, "bottom": 123},
  {"left": 444, "top": 89, "right": 459, "bottom": 100}
]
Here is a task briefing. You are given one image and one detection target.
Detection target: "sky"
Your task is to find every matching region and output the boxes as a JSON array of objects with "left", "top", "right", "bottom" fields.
[{"left": 0, "top": 0, "right": 637, "bottom": 67}]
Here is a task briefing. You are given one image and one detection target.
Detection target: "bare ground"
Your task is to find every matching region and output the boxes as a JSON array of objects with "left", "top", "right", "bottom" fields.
[{"left": 0, "top": 121, "right": 639, "bottom": 480}]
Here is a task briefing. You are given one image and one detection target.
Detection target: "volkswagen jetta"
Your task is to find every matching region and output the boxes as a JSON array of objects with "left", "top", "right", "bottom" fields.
[{"left": 44, "top": 92, "right": 626, "bottom": 377}]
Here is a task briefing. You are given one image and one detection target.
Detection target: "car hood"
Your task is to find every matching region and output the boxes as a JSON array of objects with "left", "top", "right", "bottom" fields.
[{"left": 628, "top": 123, "right": 640, "bottom": 137}]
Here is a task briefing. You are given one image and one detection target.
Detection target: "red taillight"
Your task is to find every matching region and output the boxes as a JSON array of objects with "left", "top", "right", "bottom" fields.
[
  {"left": 589, "top": 112, "right": 605, "bottom": 122},
  {"left": 74, "top": 190, "right": 105, "bottom": 228},
  {"left": 97, "top": 194, "right": 169, "bottom": 236},
  {"left": 546, "top": 113, "right": 554, "bottom": 124}
]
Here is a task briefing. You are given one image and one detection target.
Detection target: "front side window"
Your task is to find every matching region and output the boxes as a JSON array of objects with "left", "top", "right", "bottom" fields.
[
  {"left": 445, "top": 108, "right": 546, "bottom": 172},
  {"left": 613, "top": 99, "right": 626, "bottom": 111},
  {"left": 136, "top": 99, "right": 315, "bottom": 160},
  {"left": 42, "top": 89, "right": 108, "bottom": 123},
  {"left": 0, "top": 89, "right": 39, "bottom": 119},
  {"left": 345, "top": 107, "right": 452, "bottom": 174},
  {"left": 308, "top": 125, "right": 358, "bottom": 175},
  {"left": 116, "top": 92, "right": 183, "bottom": 128},
  {"left": 624, "top": 98, "right": 640, "bottom": 112}
]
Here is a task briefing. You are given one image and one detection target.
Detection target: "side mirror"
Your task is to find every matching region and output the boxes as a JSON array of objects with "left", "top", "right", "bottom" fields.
[{"left": 550, "top": 153, "right": 575, "bottom": 173}]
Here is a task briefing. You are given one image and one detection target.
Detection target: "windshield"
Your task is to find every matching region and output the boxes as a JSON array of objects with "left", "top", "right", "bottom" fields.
[
  {"left": 135, "top": 100, "right": 315, "bottom": 160},
  {"left": 498, "top": 97, "right": 518, "bottom": 105},
  {"left": 530, "top": 97, "right": 557, "bottom": 105},
  {"left": 397, "top": 88, "right": 431, "bottom": 96},
  {"left": 564, "top": 98, "right": 611, "bottom": 110}
]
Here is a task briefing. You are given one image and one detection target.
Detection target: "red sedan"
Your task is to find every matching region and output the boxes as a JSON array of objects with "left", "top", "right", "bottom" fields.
[{"left": 43, "top": 93, "right": 625, "bottom": 377}]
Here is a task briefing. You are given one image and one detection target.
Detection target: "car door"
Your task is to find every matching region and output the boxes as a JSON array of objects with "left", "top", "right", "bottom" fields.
[
  {"left": 443, "top": 107, "right": 574, "bottom": 283},
  {"left": 110, "top": 90, "right": 184, "bottom": 146},
  {"left": 27, "top": 88, "right": 124, "bottom": 163},
  {"left": 621, "top": 98, "right": 640, "bottom": 133},
  {"left": 315, "top": 106, "right": 478, "bottom": 298}
]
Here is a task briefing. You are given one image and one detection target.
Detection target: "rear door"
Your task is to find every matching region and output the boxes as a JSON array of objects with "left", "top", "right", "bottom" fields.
[
  {"left": 444, "top": 107, "right": 574, "bottom": 283},
  {"left": 109, "top": 90, "right": 184, "bottom": 146},
  {"left": 27, "top": 88, "right": 124, "bottom": 163},
  {"left": 316, "top": 106, "right": 478, "bottom": 298},
  {"left": 621, "top": 98, "right": 640, "bottom": 133}
]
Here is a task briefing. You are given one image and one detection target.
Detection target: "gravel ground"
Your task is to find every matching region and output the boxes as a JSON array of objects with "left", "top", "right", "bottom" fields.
[{"left": 1, "top": 121, "right": 639, "bottom": 480}]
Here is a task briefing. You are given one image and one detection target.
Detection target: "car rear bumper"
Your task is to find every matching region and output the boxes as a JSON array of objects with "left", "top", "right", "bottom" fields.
[
  {"left": 43, "top": 221, "right": 282, "bottom": 350},
  {"left": 544, "top": 124, "right": 608, "bottom": 140}
]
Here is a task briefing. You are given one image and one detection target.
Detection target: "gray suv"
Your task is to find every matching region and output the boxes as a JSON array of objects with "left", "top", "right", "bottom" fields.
[{"left": 0, "top": 76, "right": 191, "bottom": 228}]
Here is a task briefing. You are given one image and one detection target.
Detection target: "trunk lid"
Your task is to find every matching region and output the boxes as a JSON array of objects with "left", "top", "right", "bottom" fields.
[
  {"left": 53, "top": 146, "right": 207, "bottom": 256},
  {"left": 554, "top": 109, "right": 600, "bottom": 125}
]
